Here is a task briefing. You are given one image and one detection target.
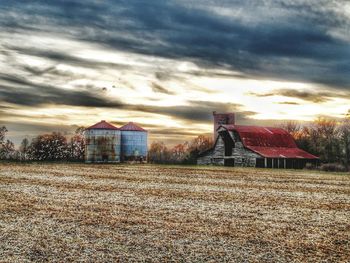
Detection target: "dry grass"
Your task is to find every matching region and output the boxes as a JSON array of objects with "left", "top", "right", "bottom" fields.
[{"left": 0, "top": 163, "right": 349, "bottom": 262}]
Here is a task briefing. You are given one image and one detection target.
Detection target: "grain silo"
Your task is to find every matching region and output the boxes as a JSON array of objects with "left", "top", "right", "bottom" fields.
[
  {"left": 120, "top": 122, "right": 148, "bottom": 161},
  {"left": 85, "top": 120, "right": 121, "bottom": 163}
]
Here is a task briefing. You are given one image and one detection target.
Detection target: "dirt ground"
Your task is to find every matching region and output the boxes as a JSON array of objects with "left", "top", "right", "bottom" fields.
[{"left": 0, "top": 163, "right": 349, "bottom": 262}]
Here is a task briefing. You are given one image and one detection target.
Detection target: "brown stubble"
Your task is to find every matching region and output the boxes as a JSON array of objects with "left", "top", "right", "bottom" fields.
[{"left": 0, "top": 163, "right": 349, "bottom": 262}]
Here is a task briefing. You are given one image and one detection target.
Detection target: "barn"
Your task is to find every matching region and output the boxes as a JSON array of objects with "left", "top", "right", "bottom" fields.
[
  {"left": 85, "top": 120, "right": 148, "bottom": 163},
  {"left": 197, "top": 113, "right": 318, "bottom": 169}
]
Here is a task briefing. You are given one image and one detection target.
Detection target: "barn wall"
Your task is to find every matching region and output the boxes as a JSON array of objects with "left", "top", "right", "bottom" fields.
[
  {"left": 212, "top": 136, "right": 225, "bottom": 158},
  {"left": 230, "top": 138, "right": 261, "bottom": 167},
  {"left": 197, "top": 154, "right": 212, "bottom": 165},
  {"left": 197, "top": 136, "right": 225, "bottom": 165},
  {"left": 197, "top": 131, "right": 260, "bottom": 167}
]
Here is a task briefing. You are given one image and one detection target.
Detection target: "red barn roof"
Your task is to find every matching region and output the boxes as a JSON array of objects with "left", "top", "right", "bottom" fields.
[
  {"left": 222, "top": 125, "right": 318, "bottom": 159},
  {"left": 120, "top": 122, "right": 146, "bottom": 131},
  {"left": 86, "top": 120, "right": 119, "bottom": 130}
]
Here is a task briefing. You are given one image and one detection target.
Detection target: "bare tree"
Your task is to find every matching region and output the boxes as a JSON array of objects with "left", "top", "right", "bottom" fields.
[
  {"left": 68, "top": 128, "right": 86, "bottom": 161},
  {"left": 188, "top": 135, "right": 213, "bottom": 153},
  {"left": 0, "top": 126, "right": 15, "bottom": 160},
  {"left": 184, "top": 135, "right": 213, "bottom": 164},
  {"left": 0, "top": 140, "right": 15, "bottom": 159},
  {"left": 28, "top": 132, "right": 69, "bottom": 161},
  {"left": 171, "top": 143, "right": 189, "bottom": 163},
  {"left": 148, "top": 141, "right": 170, "bottom": 164},
  {"left": 339, "top": 111, "right": 350, "bottom": 168},
  {"left": 0, "top": 126, "right": 7, "bottom": 144},
  {"left": 20, "top": 138, "right": 30, "bottom": 161},
  {"left": 75, "top": 126, "right": 85, "bottom": 136},
  {"left": 280, "top": 121, "right": 301, "bottom": 138},
  {"left": 300, "top": 117, "right": 341, "bottom": 162}
]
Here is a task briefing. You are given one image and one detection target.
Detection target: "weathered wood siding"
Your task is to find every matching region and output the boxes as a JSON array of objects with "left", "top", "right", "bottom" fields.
[
  {"left": 197, "top": 130, "right": 260, "bottom": 166},
  {"left": 212, "top": 136, "right": 225, "bottom": 158},
  {"left": 197, "top": 136, "right": 225, "bottom": 165},
  {"left": 197, "top": 154, "right": 212, "bottom": 165},
  {"left": 231, "top": 141, "right": 260, "bottom": 167}
]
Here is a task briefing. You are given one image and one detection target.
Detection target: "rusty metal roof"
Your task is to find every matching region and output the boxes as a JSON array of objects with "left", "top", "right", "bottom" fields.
[
  {"left": 86, "top": 120, "right": 119, "bottom": 130},
  {"left": 222, "top": 125, "right": 318, "bottom": 159},
  {"left": 120, "top": 122, "right": 146, "bottom": 131},
  {"left": 246, "top": 146, "right": 318, "bottom": 159}
]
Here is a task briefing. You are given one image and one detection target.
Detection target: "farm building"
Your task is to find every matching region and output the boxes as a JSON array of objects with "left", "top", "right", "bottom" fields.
[
  {"left": 85, "top": 120, "right": 148, "bottom": 163},
  {"left": 120, "top": 122, "right": 148, "bottom": 162},
  {"left": 197, "top": 112, "right": 318, "bottom": 168}
]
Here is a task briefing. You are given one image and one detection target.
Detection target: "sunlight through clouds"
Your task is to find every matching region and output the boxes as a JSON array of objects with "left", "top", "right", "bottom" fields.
[{"left": 1, "top": 0, "right": 350, "bottom": 145}]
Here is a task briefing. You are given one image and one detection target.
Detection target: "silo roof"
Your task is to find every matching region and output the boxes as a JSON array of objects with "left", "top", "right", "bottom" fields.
[
  {"left": 86, "top": 120, "right": 119, "bottom": 130},
  {"left": 120, "top": 122, "right": 146, "bottom": 131}
]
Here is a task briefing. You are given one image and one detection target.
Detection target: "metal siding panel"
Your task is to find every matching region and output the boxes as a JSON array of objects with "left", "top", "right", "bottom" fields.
[
  {"left": 85, "top": 129, "right": 121, "bottom": 162},
  {"left": 121, "top": 131, "right": 148, "bottom": 158}
]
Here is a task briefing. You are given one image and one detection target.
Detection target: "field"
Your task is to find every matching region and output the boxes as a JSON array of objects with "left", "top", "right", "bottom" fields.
[{"left": 0, "top": 163, "right": 349, "bottom": 262}]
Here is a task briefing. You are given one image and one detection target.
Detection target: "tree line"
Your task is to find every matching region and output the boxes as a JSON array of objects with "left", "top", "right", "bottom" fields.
[
  {"left": 0, "top": 127, "right": 85, "bottom": 161},
  {"left": 1, "top": 112, "right": 350, "bottom": 170},
  {"left": 0, "top": 124, "right": 213, "bottom": 164},
  {"left": 148, "top": 135, "right": 213, "bottom": 165},
  {"left": 279, "top": 115, "right": 350, "bottom": 171}
]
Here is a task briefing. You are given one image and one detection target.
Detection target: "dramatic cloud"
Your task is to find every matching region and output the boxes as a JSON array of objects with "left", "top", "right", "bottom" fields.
[
  {"left": 0, "top": 73, "right": 124, "bottom": 108},
  {"left": 248, "top": 88, "right": 349, "bottom": 103},
  {"left": 0, "top": 0, "right": 350, "bottom": 145},
  {"left": 151, "top": 83, "right": 176, "bottom": 95},
  {"left": 1, "top": 0, "right": 350, "bottom": 86},
  {"left": 277, "top": 101, "right": 300, "bottom": 105}
]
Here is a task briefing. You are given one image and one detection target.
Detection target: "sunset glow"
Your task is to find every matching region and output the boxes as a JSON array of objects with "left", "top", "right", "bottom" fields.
[{"left": 1, "top": 1, "right": 349, "bottom": 145}]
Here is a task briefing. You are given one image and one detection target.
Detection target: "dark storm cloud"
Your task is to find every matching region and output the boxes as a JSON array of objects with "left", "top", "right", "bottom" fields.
[
  {"left": 0, "top": 73, "right": 124, "bottom": 108},
  {"left": 151, "top": 82, "right": 175, "bottom": 95},
  {"left": 277, "top": 101, "right": 300, "bottom": 105},
  {"left": 5, "top": 46, "right": 132, "bottom": 73},
  {"left": 248, "top": 88, "right": 345, "bottom": 103},
  {"left": 128, "top": 101, "right": 242, "bottom": 123},
  {"left": 1, "top": 0, "right": 349, "bottom": 88}
]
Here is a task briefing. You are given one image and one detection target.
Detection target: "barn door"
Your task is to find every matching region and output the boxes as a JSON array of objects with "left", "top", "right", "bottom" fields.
[
  {"left": 225, "top": 145, "right": 233, "bottom": 156},
  {"left": 224, "top": 159, "right": 235, "bottom": 166}
]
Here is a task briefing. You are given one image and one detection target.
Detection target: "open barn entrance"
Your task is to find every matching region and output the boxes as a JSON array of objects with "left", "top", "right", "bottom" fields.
[
  {"left": 255, "top": 158, "right": 319, "bottom": 169},
  {"left": 224, "top": 158, "right": 235, "bottom": 166},
  {"left": 220, "top": 131, "right": 234, "bottom": 156},
  {"left": 256, "top": 158, "right": 265, "bottom": 168}
]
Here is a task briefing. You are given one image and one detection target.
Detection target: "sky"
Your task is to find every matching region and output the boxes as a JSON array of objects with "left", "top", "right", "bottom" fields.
[{"left": 0, "top": 0, "right": 350, "bottom": 146}]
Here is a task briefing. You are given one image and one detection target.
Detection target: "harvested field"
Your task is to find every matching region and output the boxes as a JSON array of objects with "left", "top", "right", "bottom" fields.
[{"left": 0, "top": 163, "right": 349, "bottom": 262}]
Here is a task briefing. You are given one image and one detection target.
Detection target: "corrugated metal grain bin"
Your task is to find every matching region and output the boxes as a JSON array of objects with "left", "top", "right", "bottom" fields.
[
  {"left": 120, "top": 122, "right": 148, "bottom": 161},
  {"left": 85, "top": 120, "right": 121, "bottom": 163}
]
